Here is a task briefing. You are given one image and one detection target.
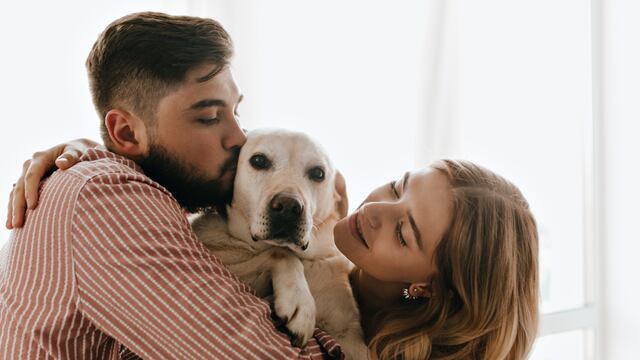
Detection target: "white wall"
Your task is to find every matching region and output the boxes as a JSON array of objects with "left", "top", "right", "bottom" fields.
[
  {"left": 601, "top": 0, "right": 640, "bottom": 358},
  {"left": 0, "top": 0, "right": 183, "bottom": 242}
]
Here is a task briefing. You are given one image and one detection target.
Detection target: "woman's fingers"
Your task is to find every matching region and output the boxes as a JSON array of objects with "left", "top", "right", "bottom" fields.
[
  {"left": 55, "top": 148, "right": 83, "bottom": 170},
  {"left": 7, "top": 139, "right": 97, "bottom": 228},
  {"left": 10, "top": 160, "right": 30, "bottom": 228},
  {"left": 55, "top": 139, "right": 96, "bottom": 170},
  {"left": 11, "top": 184, "right": 26, "bottom": 228},
  {"left": 6, "top": 184, "right": 15, "bottom": 229},
  {"left": 23, "top": 150, "right": 59, "bottom": 210}
]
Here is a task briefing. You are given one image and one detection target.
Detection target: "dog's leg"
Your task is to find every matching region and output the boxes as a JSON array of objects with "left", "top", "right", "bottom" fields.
[
  {"left": 270, "top": 249, "right": 316, "bottom": 348},
  {"left": 306, "top": 257, "right": 370, "bottom": 359}
]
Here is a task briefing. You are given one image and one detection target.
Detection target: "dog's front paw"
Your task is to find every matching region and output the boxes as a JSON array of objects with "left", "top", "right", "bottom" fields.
[{"left": 274, "top": 284, "right": 316, "bottom": 348}]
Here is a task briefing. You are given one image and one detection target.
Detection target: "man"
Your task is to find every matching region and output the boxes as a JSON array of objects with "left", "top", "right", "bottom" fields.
[{"left": 0, "top": 12, "right": 341, "bottom": 359}]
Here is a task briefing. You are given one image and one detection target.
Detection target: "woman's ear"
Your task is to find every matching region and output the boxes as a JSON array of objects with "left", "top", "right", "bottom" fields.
[
  {"left": 104, "top": 109, "right": 148, "bottom": 159},
  {"left": 409, "top": 279, "right": 435, "bottom": 298},
  {"left": 333, "top": 170, "right": 349, "bottom": 219}
]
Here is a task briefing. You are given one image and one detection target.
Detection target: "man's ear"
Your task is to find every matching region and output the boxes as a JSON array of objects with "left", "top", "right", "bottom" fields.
[
  {"left": 104, "top": 109, "right": 148, "bottom": 159},
  {"left": 333, "top": 170, "right": 349, "bottom": 219}
]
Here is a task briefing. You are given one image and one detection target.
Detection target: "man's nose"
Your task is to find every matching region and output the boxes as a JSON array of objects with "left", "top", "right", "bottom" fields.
[{"left": 223, "top": 117, "right": 247, "bottom": 150}]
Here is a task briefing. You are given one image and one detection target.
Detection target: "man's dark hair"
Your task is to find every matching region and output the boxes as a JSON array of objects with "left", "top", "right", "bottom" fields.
[{"left": 86, "top": 12, "right": 234, "bottom": 145}]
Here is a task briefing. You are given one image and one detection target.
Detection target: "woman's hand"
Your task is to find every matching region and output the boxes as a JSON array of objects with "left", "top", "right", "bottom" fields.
[{"left": 6, "top": 138, "right": 100, "bottom": 229}]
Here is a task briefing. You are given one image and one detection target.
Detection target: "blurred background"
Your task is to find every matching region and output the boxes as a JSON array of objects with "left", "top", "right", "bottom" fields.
[{"left": 0, "top": 1, "right": 638, "bottom": 358}]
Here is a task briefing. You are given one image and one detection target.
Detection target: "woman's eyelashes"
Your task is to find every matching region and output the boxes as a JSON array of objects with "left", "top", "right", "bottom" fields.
[
  {"left": 390, "top": 180, "right": 409, "bottom": 247},
  {"left": 396, "top": 222, "right": 408, "bottom": 247}
]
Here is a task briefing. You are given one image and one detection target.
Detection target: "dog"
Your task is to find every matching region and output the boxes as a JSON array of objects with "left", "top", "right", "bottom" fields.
[{"left": 191, "top": 128, "right": 368, "bottom": 358}]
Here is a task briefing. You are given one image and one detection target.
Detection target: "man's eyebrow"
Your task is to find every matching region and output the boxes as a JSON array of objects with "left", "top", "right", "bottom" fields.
[
  {"left": 188, "top": 95, "right": 243, "bottom": 111},
  {"left": 409, "top": 213, "right": 423, "bottom": 250},
  {"left": 189, "top": 99, "right": 226, "bottom": 110}
]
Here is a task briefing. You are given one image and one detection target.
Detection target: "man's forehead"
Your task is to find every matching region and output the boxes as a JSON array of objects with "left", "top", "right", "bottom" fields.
[
  {"left": 185, "top": 63, "right": 228, "bottom": 83},
  {"left": 177, "top": 66, "right": 240, "bottom": 100}
]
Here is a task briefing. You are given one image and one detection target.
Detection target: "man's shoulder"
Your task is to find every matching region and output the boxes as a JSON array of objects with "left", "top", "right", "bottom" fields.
[
  {"left": 65, "top": 147, "right": 144, "bottom": 181},
  {"left": 64, "top": 148, "right": 157, "bottom": 186},
  {"left": 62, "top": 148, "right": 184, "bottom": 224},
  {"left": 50, "top": 147, "right": 173, "bottom": 202}
]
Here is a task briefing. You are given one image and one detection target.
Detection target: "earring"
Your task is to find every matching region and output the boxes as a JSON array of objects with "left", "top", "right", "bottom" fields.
[{"left": 402, "top": 288, "right": 419, "bottom": 300}]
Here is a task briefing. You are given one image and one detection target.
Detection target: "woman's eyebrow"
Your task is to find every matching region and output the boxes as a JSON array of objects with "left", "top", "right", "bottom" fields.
[
  {"left": 402, "top": 171, "right": 410, "bottom": 190},
  {"left": 402, "top": 171, "right": 422, "bottom": 249}
]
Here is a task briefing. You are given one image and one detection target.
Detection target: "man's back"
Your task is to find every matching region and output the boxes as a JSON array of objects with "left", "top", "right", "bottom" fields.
[{"left": 0, "top": 148, "right": 340, "bottom": 359}]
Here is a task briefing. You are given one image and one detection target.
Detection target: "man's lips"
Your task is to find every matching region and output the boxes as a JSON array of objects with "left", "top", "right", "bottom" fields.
[{"left": 348, "top": 211, "right": 369, "bottom": 249}]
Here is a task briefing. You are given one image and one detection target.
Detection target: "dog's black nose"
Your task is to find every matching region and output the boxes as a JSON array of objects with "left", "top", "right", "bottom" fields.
[{"left": 269, "top": 194, "right": 303, "bottom": 218}]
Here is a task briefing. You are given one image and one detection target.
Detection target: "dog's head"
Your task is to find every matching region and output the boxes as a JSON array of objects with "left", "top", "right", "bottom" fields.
[{"left": 227, "top": 128, "right": 348, "bottom": 258}]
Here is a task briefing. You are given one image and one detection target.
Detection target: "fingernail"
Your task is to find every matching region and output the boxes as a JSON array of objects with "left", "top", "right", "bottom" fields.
[
  {"left": 57, "top": 157, "right": 68, "bottom": 165},
  {"left": 26, "top": 197, "right": 33, "bottom": 209}
]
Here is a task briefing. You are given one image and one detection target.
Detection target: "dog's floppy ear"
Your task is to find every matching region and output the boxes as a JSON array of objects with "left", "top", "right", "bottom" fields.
[{"left": 333, "top": 171, "right": 349, "bottom": 219}]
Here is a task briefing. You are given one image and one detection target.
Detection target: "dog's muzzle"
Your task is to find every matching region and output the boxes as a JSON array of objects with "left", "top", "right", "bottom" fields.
[{"left": 265, "top": 193, "right": 307, "bottom": 249}]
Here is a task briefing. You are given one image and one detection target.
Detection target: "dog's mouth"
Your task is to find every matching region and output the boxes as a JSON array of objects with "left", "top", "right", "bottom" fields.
[
  {"left": 251, "top": 232, "right": 309, "bottom": 251},
  {"left": 349, "top": 211, "right": 369, "bottom": 249}
]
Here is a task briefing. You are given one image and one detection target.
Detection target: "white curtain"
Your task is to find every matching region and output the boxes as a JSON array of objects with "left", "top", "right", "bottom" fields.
[{"left": 194, "top": 0, "right": 454, "bottom": 211}]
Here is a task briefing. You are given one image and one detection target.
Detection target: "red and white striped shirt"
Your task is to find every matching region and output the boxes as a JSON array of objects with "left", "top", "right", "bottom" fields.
[{"left": 0, "top": 148, "right": 342, "bottom": 359}]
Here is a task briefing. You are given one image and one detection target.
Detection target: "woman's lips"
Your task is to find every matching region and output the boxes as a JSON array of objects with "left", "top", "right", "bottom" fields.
[{"left": 348, "top": 211, "right": 369, "bottom": 249}]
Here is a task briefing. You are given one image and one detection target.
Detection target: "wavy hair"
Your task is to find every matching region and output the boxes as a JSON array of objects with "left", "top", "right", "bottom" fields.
[{"left": 368, "top": 160, "right": 539, "bottom": 359}]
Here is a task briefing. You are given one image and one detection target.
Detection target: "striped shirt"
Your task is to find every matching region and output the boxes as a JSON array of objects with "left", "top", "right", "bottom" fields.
[{"left": 0, "top": 148, "right": 342, "bottom": 359}]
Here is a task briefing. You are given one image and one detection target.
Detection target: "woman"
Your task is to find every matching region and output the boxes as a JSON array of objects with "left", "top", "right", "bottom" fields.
[
  {"left": 334, "top": 160, "right": 538, "bottom": 359},
  {"left": 7, "top": 143, "right": 539, "bottom": 359}
]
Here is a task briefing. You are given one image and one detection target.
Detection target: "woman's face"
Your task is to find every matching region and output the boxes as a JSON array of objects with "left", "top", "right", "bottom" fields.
[{"left": 334, "top": 168, "right": 453, "bottom": 284}]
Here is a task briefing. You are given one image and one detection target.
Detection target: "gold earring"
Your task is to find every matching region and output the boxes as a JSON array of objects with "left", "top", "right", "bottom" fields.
[{"left": 402, "top": 288, "right": 418, "bottom": 300}]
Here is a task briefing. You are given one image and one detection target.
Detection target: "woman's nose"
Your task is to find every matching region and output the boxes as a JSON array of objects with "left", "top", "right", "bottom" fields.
[{"left": 362, "top": 202, "right": 383, "bottom": 229}]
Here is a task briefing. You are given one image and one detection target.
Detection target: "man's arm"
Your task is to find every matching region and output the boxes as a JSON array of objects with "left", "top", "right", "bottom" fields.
[{"left": 72, "top": 173, "right": 341, "bottom": 359}]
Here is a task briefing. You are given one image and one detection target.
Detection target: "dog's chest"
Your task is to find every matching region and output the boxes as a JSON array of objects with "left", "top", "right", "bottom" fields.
[{"left": 192, "top": 213, "right": 275, "bottom": 297}]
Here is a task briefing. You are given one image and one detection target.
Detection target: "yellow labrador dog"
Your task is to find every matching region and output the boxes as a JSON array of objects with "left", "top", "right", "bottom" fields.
[{"left": 191, "top": 128, "right": 368, "bottom": 358}]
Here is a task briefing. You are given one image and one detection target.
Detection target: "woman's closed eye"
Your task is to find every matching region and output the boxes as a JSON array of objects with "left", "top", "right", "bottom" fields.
[
  {"left": 390, "top": 180, "right": 408, "bottom": 247},
  {"left": 396, "top": 222, "right": 408, "bottom": 247}
]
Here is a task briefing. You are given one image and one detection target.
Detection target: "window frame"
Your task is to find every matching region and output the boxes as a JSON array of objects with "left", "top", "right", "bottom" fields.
[{"left": 538, "top": 1, "right": 603, "bottom": 359}]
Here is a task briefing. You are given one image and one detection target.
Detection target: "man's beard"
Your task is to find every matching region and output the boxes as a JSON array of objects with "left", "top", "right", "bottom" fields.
[{"left": 139, "top": 143, "right": 239, "bottom": 214}]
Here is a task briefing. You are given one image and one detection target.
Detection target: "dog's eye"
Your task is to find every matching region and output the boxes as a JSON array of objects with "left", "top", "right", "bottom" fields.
[
  {"left": 308, "top": 167, "right": 325, "bottom": 182},
  {"left": 249, "top": 153, "right": 271, "bottom": 170}
]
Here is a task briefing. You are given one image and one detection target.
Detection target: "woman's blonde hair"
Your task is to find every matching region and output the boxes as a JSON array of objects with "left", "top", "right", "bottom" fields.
[{"left": 368, "top": 160, "right": 539, "bottom": 359}]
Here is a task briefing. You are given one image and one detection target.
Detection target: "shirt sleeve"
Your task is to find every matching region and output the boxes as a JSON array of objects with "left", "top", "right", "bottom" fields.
[{"left": 70, "top": 173, "right": 342, "bottom": 359}]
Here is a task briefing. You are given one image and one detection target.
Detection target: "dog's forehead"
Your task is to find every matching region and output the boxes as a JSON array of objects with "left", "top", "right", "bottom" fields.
[{"left": 244, "top": 130, "right": 331, "bottom": 168}]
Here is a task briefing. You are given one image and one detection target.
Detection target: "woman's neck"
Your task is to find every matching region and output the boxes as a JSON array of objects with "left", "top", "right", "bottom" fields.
[{"left": 350, "top": 267, "right": 405, "bottom": 337}]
